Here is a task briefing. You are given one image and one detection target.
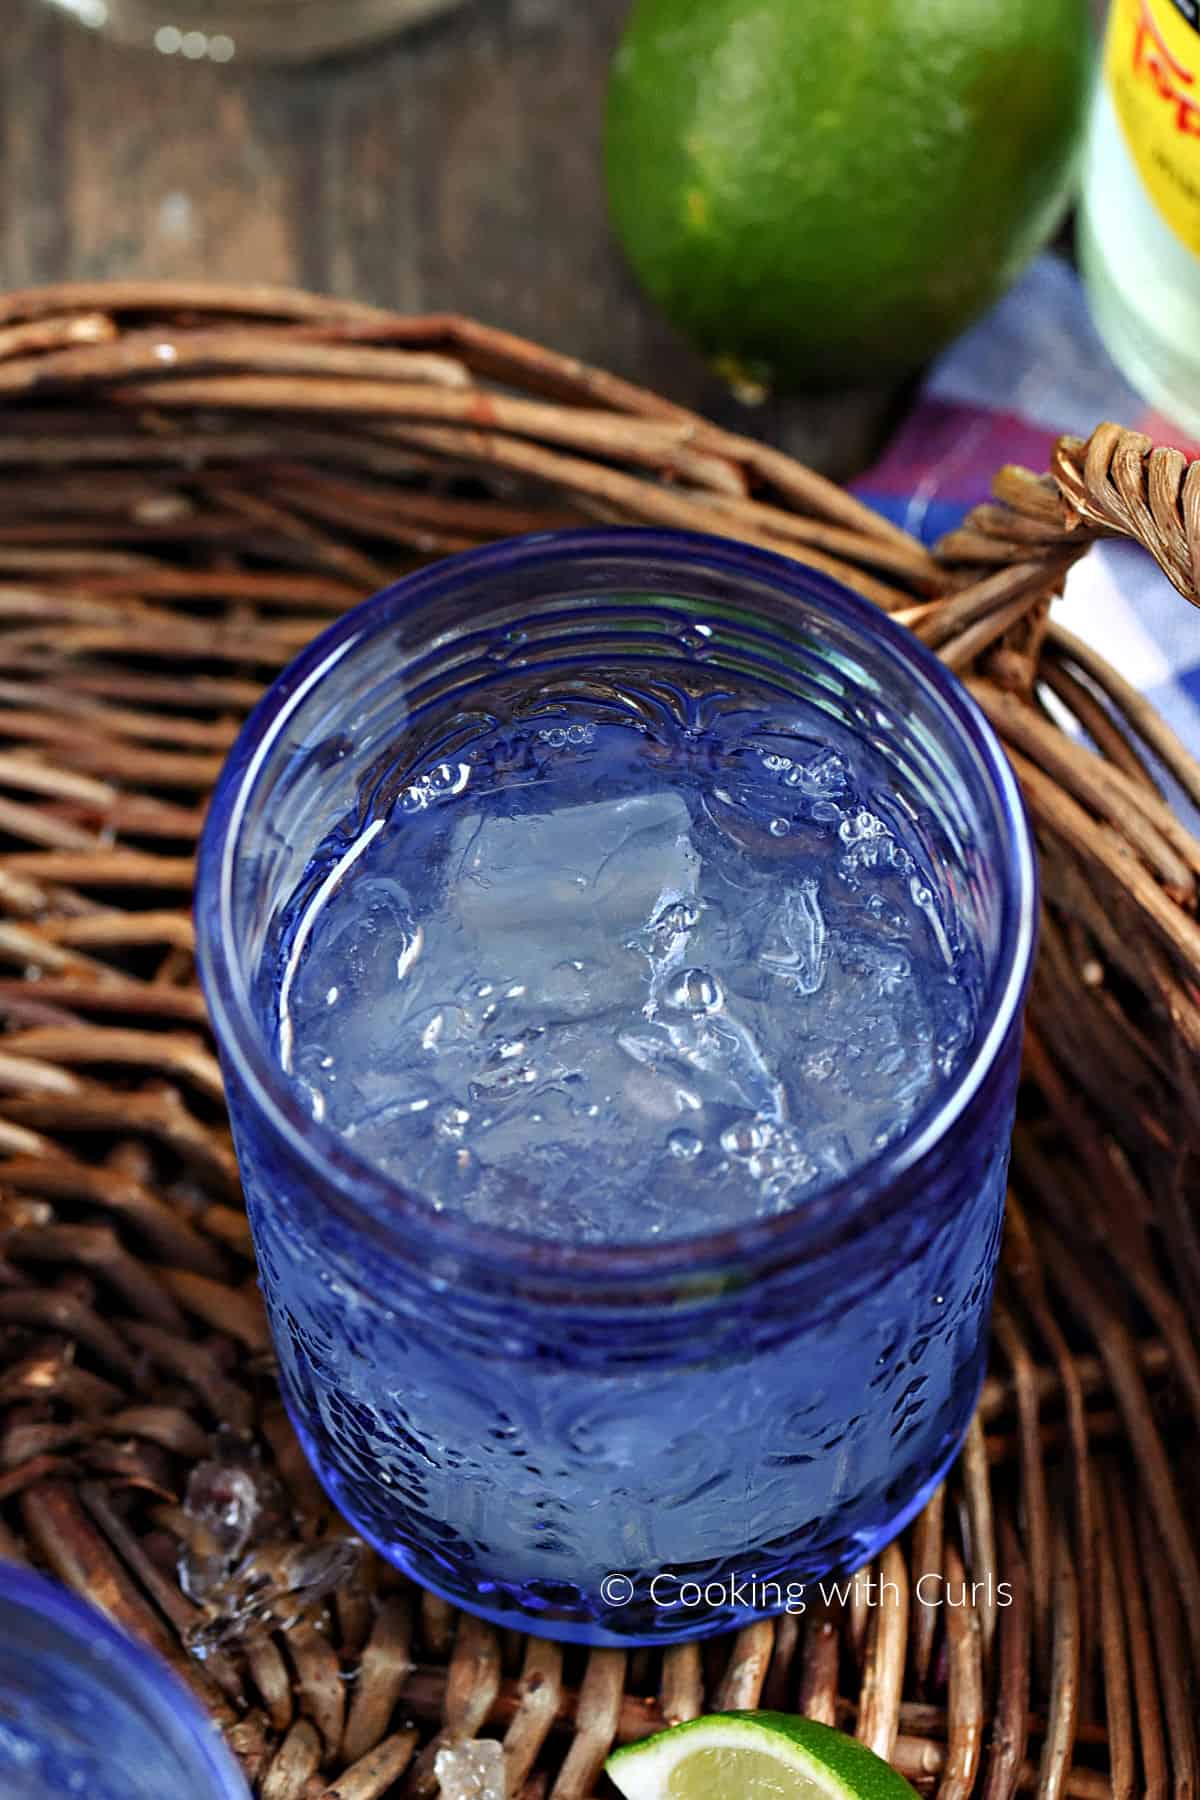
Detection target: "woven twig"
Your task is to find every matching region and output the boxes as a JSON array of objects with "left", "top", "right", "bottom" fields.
[{"left": 0, "top": 286, "right": 1196, "bottom": 1799}]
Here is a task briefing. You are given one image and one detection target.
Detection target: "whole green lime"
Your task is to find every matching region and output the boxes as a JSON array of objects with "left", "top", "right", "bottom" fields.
[{"left": 605, "top": 0, "right": 1091, "bottom": 391}]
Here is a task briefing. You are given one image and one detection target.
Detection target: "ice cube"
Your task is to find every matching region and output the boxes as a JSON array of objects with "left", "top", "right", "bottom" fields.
[
  {"left": 178, "top": 1443, "right": 276, "bottom": 1606},
  {"left": 435, "top": 1739, "right": 506, "bottom": 1800},
  {"left": 184, "top": 1534, "right": 364, "bottom": 1656},
  {"left": 759, "top": 877, "right": 828, "bottom": 996},
  {"left": 449, "top": 789, "right": 699, "bottom": 996}
]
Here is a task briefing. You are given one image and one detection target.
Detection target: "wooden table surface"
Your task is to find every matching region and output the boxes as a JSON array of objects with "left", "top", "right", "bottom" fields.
[{"left": 1, "top": 0, "right": 907, "bottom": 477}]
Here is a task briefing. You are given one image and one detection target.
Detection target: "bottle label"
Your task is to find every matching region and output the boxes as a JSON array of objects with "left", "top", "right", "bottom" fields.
[{"left": 1106, "top": 0, "right": 1200, "bottom": 254}]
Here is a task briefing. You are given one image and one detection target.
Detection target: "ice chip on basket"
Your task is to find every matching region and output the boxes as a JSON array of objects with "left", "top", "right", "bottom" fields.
[{"left": 435, "top": 1739, "right": 506, "bottom": 1800}]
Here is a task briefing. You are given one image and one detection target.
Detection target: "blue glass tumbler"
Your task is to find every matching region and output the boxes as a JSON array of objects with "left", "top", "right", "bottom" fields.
[
  {"left": 0, "top": 1561, "right": 249, "bottom": 1799},
  {"left": 196, "top": 531, "right": 1037, "bottom": 1645}
]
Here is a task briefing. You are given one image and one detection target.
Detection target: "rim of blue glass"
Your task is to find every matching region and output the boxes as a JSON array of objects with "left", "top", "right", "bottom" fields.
[
  {"left": 195, "top": 527, "right": 1038, "bottom": 1284},
  {"left": 0, "top": 1560, "right": 249, "bottom": 1797}
]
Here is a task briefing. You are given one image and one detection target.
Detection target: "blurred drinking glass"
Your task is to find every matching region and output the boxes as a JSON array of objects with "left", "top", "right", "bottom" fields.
[
  {"left": 42, "top": 0, "right": 466, "bottom": 62},
  {"left": 0, "top": 1562, "right": 249, "bottom": 1800}
]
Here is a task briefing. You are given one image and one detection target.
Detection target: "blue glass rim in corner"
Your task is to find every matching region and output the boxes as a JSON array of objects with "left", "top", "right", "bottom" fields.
[
  {"left": 0, "top": 1560, "right": 250, "bottom": 1798},
  {"left": 194, "top": 526, "right": 1038, "bottom": 1290}
]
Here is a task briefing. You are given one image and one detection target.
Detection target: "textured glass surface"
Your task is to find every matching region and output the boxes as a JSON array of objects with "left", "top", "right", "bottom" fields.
[
  {"left": 197, "top": 531, "right": 1036, "bottom": 1644},
  {"left": 0, "top": 1563, "right": 249, "bottom": 1799}
]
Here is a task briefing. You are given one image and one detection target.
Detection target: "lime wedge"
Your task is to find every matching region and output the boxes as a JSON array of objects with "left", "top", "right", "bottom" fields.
[{"left": 606, "top": 1712, "right": 919, "bottom": 1800}]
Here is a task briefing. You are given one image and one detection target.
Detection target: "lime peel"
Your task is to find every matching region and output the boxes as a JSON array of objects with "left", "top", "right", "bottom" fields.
[{"left": 606, "top": 1711, "right": 920, "bottom": 1800}]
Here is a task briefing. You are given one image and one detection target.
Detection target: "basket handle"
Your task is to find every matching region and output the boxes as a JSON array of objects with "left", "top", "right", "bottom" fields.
[
  {"left": 935, "top": 422, "right": 1200, "bottom": 609},
  {"left": 916, "top": 423, "right": 1200, "bottom": 696},
  {"left": 927, "top": 423, "right": 1200, "bottom": 1021}
]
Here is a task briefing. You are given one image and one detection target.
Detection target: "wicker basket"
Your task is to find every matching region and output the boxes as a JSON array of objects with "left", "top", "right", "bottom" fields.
[{"left": 0, "top": 281, "right": 1197, "bottom": 1800}]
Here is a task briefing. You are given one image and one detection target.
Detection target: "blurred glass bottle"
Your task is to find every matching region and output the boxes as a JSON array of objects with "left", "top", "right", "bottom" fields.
[
  {"left": 43, "top": 0, "right": 464, "bottom": 62},
  {"left": 1079, "top": 0, "right": 1200, "bottom": 437}
]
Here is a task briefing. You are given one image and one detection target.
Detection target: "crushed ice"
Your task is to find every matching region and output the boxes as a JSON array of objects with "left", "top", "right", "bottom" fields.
[
  {"left": 178, "top": 1434, "right": 363, "bottom": 1654},
  {"left": 435, "top": 1739, "right": 506, "bottom": 1800}
]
